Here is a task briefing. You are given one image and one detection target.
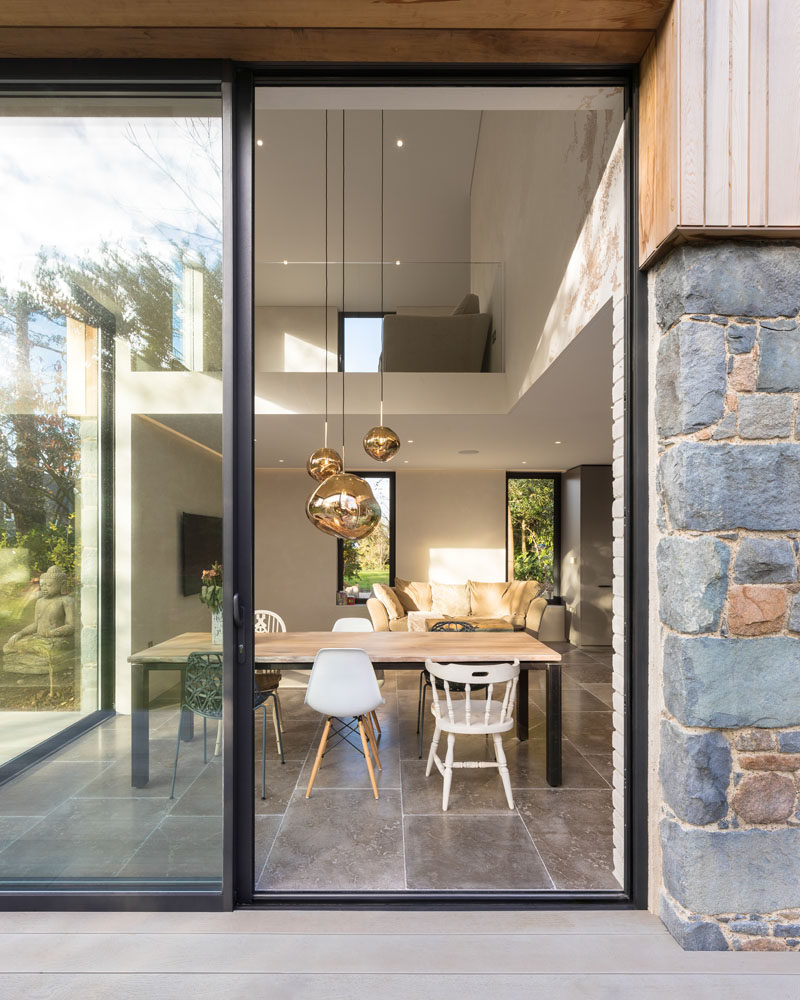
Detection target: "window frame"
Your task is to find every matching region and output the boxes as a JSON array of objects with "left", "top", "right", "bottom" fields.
[
  {"left": 505, "top": 471, "right": 563, "bottom": 600},
  {"left": 336, "top": 469, "right": 396, "bottom": 603}
]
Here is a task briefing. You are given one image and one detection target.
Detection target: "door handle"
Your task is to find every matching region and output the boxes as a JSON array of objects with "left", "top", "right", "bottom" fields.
[{"left": 233, "top": 592, "right": 243, "bottom": 629}]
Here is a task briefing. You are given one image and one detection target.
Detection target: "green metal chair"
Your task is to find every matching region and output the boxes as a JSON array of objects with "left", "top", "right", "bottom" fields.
[{"left": 170, "top": 651, "right": 282, "bottom": 799}]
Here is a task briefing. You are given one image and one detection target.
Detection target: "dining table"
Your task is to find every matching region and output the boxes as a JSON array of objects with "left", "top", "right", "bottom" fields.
[{"left": 128, "top": 629, "right": 562, "bottom": 789}]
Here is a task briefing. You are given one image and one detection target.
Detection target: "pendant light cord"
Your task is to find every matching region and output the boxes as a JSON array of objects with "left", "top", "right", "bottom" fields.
[
  {"left": 324, "top": 110, "right": 329, "bottom": 448},
  {"left": 380, "top": 109, "right": 385, "bottom": 426},
  {"left": 341, "top": 109, "right": 346, "bottom": 468}
]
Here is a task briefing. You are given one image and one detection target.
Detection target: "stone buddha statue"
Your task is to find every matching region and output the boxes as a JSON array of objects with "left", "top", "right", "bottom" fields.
[{"left": 2, "top": 565, "right": 75, "bottom": 676}]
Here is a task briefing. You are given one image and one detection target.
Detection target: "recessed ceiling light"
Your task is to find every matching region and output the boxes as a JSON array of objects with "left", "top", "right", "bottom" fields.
[
  {"left": 283, "top": 259, "right": 288, "bottom": 266},
  {"left": 256, "top": 139, "right": 264, "bottom": 147},
  {"left": 395, "top": 260, "right": 401, "bottom": 266},
  {"left": 458, "top": 449, "right": 479, "bottom": 455},
  {"left": 278, "top": 459, "right": 284, "bottom": 463},
  {"left": 403, "top": 459, "right": 409, "bottom": 464},
  {"left": 521, "top": 461, "right": 527, "bottom": 465},
  {"left": 407, "top": 439, "right": 414, "bottom": 444},
  {"left": 554, "top": 440, "right": 562, "bottom": 445},
  {"left": 396, "top": 138, "right": 404, "bottom": 147}
]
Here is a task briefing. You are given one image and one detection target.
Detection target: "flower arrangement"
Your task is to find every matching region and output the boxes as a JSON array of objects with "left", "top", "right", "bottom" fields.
[{"left": 199, "top": 562, "right": 223, "bottom": 613}]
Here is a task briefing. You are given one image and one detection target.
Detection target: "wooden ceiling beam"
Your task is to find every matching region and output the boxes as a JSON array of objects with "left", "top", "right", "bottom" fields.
[
  {"left": 0, "top": 1, "right": 672, "bottom": 32},
  {"left": 0, "top": 27, "right": 655, "bottom": 64}
]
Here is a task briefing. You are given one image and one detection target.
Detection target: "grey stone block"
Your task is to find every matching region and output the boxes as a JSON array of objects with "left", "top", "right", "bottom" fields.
[
  {"left": 658, "top": 891, "right": 729, "bottom": 951},
  {"left": 712, "top": 412, "right": 738, "bottom": 440},
  {"left": 659, "top": 719, "right": 732, "bottom": 824},
  {"left": 778, "top": 731, "right": 800, "bottom": 753},
  {"left": 657, "top": 536, "right": 730, "bottom": 632},
  {"left": 661, "top": 820, "right": 800, "bottom": 914},
  {"left": 729, "top": 920, "right": 769, "bottom": 936},
  {"left": 727, "top": 323, "right": 757, "bottom": 354},
  {"left": 663, "top": 634, "right": 800, "bottom": 728},
  {"left": 757, "top": 329, "right": 800, "bottom": 392},
  {"left": 660, "top": 443, "right": 800, "bottom": 532},
  {"left": 774, "top": 923, "right": 800, "bottom": 938},
  {"left": 654, "top": 243, "right": 800, "bottom": 331},
  {"left": 734, "top": 537, "right": 797, "bottom": 584},
  {"left": 761, "top": 319, "right": 798, "bottom": 332},
  {"left": 656, "top": 322, "right": 726, "bottom": 435},
  {"left": 787, "top": 594, "right": 800, "bottom": 632},
  {"left": 737, "top": 395, "right": 794, "bottom": 438}
]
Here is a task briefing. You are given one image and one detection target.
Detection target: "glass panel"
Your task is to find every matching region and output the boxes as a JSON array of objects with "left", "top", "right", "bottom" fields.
[
  {"left": 508, "top": 477, "right": 556, "bottom": 596},
  {"left": 0, "top": 95, "right": 224, "bottom": 890},
  {"left": 340, "top": 475, "right": 393, "bottom": 600},
  {"left": 342, "top": 315, "right": 384, "bottom": 373}
]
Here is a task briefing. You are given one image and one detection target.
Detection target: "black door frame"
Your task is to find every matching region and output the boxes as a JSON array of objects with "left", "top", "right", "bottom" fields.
[
  {"left": 0, "top": 58, "right": 648, "bottom": 913},
  {"left": 236, "top": 64, "right": 648, "bottom": 910}
]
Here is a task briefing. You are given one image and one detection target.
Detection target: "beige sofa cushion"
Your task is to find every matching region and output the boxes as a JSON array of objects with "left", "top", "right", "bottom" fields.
[
  {"left": 430, "top": 582, "right": 470, "bottom": 618},
  {"left": 467, "top": 581, "right": 510, "bottom": 618},
  {"left": 506, "top": 580, "right": 543, "bottom": 626},
  {"left": 394, "top": 578, "right": 432, "bottom": 613},
  {"left": 388, "top": 617, "right": 409, "bottom": 632},
  {"left": 372, "top": 583, "right": 404, "bottom": 620}
]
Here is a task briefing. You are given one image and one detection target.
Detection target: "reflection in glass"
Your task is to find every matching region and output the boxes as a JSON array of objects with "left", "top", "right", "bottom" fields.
[{"left": 0, "top": 96, "right": 223, "bottom": 891}]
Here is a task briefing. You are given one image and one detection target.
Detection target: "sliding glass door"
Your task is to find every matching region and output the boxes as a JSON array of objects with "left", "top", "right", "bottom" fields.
[{"left": 0, "top": 86, "right": 228, "bottom": 892}]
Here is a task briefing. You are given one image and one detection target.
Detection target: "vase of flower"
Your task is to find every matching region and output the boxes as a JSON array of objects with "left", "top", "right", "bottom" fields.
[{"left": 199, "top": 562, "right": 223, "bottom": 645}]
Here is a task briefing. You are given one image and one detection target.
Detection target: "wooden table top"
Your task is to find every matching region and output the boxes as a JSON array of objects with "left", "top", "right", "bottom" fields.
[{"left": 130, "top": 630, "right": 560, "bottom": 665}]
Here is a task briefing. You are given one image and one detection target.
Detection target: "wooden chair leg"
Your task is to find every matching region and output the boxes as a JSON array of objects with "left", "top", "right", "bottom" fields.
[
  {"left": 370, "top": 710, "right": 381, "bottom": 736},
  {"left": 305, "top": 717, "right": 331, "bottom": 798},
  {"left": 442, "top": 732, "right": 455, "bottom": 811},
  {"left": 358, "top": 716, "right": 379, "bottom": 799},
  {"left": 493, "top": 733, "right": 514, "bottom": 809},
  {"left": 270, "top": 696, "right": 283, "bottom": 758},
  {"left": 365, "top": 712, "right": 382, "bottom": 771},
  {"left": 425, "top": 723, "right": 441, "bottom": 777}
]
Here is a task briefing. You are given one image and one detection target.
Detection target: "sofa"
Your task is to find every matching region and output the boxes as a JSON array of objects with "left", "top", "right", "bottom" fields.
[
  {"left": 381, "top": 292, "right": 492, "bottom": 373},
  {"left": 366, "top": 578, "right": 565, "bottom": 641}
]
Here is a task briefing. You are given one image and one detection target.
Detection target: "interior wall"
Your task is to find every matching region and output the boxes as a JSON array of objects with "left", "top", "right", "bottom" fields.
[
  {"left": 560, "top": 464, "right": 613, "bottom": 647},
  {"left": 130, "top": 417, "right": 222, "bottom": 694},
  {"left": 254, "top": 468, "right": 507, "bottom": 630},
  {"left": 470, "top": 108, "right": 624, "bottom": 404}
]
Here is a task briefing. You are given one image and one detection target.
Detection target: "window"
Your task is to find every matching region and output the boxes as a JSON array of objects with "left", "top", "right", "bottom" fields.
[
  {"left": 338, "top": 312, "right": 393, "bottom": 372},
  {"left": 337, "top": 472, "right": 395, "bottom": 601},
  {"left": 506, "top": 473, "right": 561, "bottom": 598}
]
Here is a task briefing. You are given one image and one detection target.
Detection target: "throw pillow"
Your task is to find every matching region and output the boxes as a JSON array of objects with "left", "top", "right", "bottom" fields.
[
  {"left": 467, "top": 580, "right": 509, "bottom": 617},
  {"left": 430, "top": 581, "right": 471, "bottom": 618},
  {"left": 451, "top": 292, "right": 480, "bottom": 315},
  {"left": 372, "top": 583, "right": 404, "bottom": 620},
  {"left": 394, "top": 578, "right": 432, "bottom": 613}
]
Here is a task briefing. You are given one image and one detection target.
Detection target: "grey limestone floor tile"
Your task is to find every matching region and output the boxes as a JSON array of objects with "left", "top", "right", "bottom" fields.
[
  {"left": 580, "top": 682, "right": 614, "bottom": 708},
  {"left": 515, "top": 788, "right": 619, "bottom": 891},
  {"left": 583, "top": 753, "right": 614, "bottom": 783},
  {"left": 0, "top": 816, "right": 44, "bottom": 853},
  {"left": 531, "top": 686, "right": 610, "bottom": 713},
  {"left": 502, "top": 737, "right": 610, "bottom": 789},
  {"left": 253, "top": 759, "right": 305, "bottom": 815},
  {"left": 401, "top": 756, "right": 514, "bottom": 814},
  {"left": 117, "top": 815, "right": 223, "bottom": 879},
  {"left": 75, "top": 740, "right": 208, "bottom": 800},
  {"left": 561, "top": 711, "right": 614, "bottom": 755},
  {"left": 562, "top": 663, "right": 613, "bottom": 684},
  {"left": 0, "top": 759, "right": 112, "bottom": 815},
  {"left": 170, "top": 761, "right": 223, "bottom": 816},
  {"left": 298, "top": 741, "right": 401, "bottom": 791},
  {"left": 257, "top": 788, "right": 404, "bottom": 892},
  {"left": 0, "top": 796, "right": 170, "bottom": 878},
  {"left": 404, "top": 813, "right": 553, "bottom": 890},
  {"left": 57, "top": 718, "right": 135, "bottom": 762},
  {"left": 254, "top": 814, "right": 283, "bottom": 880}
]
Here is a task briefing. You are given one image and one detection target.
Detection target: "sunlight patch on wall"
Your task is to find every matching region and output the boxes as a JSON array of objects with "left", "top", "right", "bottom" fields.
[{"left": 428, "top": 548, "right": 506, "bottom": 584}]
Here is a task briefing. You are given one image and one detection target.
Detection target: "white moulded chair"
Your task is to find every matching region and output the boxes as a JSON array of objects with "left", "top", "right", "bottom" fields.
[
  {"left": 424, "top": 657, "right": 520, "bottom": 812},
  {"left": 304, "top": 647, "right": 386, "bottom": 800},
  {"left": 331, "top": 617, "right": 383, "bottom": 739}
]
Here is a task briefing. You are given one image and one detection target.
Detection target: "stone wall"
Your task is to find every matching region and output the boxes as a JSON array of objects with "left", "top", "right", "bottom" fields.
[{"left": 653, "top": 241, "right": 800, "bottom": 951}]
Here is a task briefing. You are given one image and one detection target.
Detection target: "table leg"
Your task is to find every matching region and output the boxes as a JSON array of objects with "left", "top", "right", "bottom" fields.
[
  {"left": 131, "top": 663, "right": 150, "bottom": 788},
  {"left": 516, "top": 668, "right": 529, "bottom": 741},
  {"left": 546, "top": 661, "right": 563, "bottom": 787}
]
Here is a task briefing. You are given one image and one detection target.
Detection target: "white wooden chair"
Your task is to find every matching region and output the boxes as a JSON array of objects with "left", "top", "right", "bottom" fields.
[
  {"left": 304, "top": 647, "right": 385, "bottom": 799},
  {"left": 424, "top": 658, "right": 520, "bottom": 811},
  {"left": 331, "top": 617, "right": 382, "bottom": 740},
  {"left": 252, "top": 609, "right": 286, "bottom": 758}
]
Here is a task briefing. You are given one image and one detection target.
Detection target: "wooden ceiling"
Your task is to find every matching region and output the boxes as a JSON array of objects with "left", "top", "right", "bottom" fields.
[{"left": 0, "top": 1, "right": 673, "bottom": 63}]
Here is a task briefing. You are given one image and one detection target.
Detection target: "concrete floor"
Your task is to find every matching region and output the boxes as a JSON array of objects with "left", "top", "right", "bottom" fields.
[{"left": 0, "top": 909, "right": 798, "bottom": 999}]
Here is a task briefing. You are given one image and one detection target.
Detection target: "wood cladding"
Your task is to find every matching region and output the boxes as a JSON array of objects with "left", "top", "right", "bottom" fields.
[
  {"left": 0, "top": 27, "right": 656, "bottom": 65},
  {"left": 0, "top": 1, "right": 670, "bottom": 31},
  {"left": 639, "top": 0, "right": 800, "bottom": 267}
]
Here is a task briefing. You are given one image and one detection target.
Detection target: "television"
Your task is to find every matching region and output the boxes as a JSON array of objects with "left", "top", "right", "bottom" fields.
[{"left": 181, "top": 512, "right": 222, "bottom": 597}]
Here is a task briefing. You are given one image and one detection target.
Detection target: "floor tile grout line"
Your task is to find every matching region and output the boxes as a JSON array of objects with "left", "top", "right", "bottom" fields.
[{"left": 397, "top": 678, "right": 409, "bottom": 892}]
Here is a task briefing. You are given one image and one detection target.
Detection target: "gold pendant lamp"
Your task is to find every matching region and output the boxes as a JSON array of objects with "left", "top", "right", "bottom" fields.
[
  {"left": 307, "top": 109, "right": 343, "bottom": 484},
  {"left": 363, "top": 110, "right": 400, "bottom": 464},
  {"left": 307, "top": 110, "right": 380, "bottom": 541}
]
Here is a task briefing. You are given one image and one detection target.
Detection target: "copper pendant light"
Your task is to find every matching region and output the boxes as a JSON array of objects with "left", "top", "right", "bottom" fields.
[
  {"left": 306, "top": 110, "right": 343, "bottom": 483},
  {"left": 306, "top": 110, "right": 380, "bottom": 541},
  {"left": 306, "top": 471, "right": 381, "bottom": 540},
  {"left": 363, "top": 110, "right": 400, "bottom": 464}
]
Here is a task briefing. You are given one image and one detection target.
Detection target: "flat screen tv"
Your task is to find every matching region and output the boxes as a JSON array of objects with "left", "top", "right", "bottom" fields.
[{"left": 181, "top": 512, "right": 222, "bottom": 597}]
